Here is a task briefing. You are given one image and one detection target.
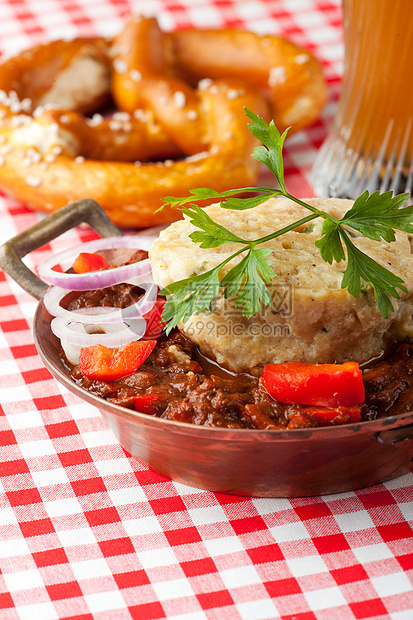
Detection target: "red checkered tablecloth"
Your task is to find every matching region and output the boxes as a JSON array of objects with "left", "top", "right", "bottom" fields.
[{"left": 1, "top": 1, "right": 412, "bottom": 619}]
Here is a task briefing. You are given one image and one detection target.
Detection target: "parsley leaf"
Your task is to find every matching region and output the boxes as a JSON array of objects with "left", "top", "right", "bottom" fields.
[
  {"left": 160, "top": 264, "right": 223, "bottom": 333},
  {"left": 220, "top": 248, "right": 276, "bottom": 317},
  {"left": 221, "top": 190, "right": 280, "bottom": 210},
  {"left": 340, "top": 190, "right": 413, "bottom": 242},
  {"left": 340, "top": 230, "right": 407, "bottom": 318},
  {"left": 245, "top": 109, "right": 289, "bottom": 192},
  {"left": 158, "top": 187, "right": 259, "bottom": 212},
  {"left": 315, "top": 218, "right": 345, "bottom": 264},
  {"left": 180, "top": 205, "right": 245, "bottom": 248}
]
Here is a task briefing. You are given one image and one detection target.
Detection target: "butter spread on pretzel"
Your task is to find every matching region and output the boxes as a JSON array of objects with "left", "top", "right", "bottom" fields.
[{"left": 0, "top": 15, "right": 326, "bottom": 228}]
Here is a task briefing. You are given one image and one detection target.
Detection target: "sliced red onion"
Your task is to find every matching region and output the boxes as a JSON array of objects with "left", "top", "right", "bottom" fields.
[
  {"left": 38, "top": 236, "right": 156, "bottom": 290},
  {"left": 59, "top": 317, "right": 146, "bottom": 365},
  {"left": 124, "top": 274, "right": 158, "bottom": 316},
  {"left": 40, "top": 235, "right": 162, "bottom": 361},
  {"left": 59, "top": 323, "right": 91, "bottom": 365},
  {"left": 61, "top": 344, "right": 82, "bottom": 366},
  {"left": 52, "top": 315, "right": 146, "bottom": 350},
  {"left": 43, "top": 273, "right": 158, "bottom": 323}
]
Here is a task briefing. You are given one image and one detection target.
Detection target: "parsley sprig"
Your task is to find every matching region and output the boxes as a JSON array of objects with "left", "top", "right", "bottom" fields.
[{"left": 159, "top": 109, "right": 412, "bottom": 333}]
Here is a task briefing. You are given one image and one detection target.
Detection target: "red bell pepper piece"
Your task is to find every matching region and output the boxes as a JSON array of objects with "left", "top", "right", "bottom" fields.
[
  {"left": 79, "top": 340, "right": 156, "bottom": 381},
  {"left": 142, "top": 298, "right": 167, "bottom": 340},
  {"left": 134, "top": 393, "right": 164, "bottom": 414},
  {"left": 286, "top": 413, "right": 316, "bottom": 429},
  {"left": 289, "top": 405, "right": 362, "bottom": 428},
  {"left": 72, "top": 252, "right": 110, "bottom": 273},
  {"left": 261, "top": 361, "right": 364, "bottom": 407}
]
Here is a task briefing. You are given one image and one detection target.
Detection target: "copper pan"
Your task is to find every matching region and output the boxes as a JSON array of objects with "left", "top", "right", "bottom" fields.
[{"left": 1, "top": 199, "right": 413, "bottom": 497}]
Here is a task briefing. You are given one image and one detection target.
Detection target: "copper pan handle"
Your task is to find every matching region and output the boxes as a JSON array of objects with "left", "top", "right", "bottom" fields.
[{"left": 0, "top": 199, "right": 121, "bottom": 300}]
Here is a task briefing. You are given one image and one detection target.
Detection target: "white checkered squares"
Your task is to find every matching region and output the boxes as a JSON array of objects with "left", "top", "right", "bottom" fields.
[
  {"left": 42, "top": 496, "right": 84, "bottom": 518},
  {"left": 220, "top": 565, "right": 262, "bottom": 589},
  {"left": 16, "top": 601, "right": 58, "bottom": 620},
  {"left": 17, "top": 438, "right": 56, "bottom": 460},
  {"left": 167, "top": 613, "right": 206, "bottom": 620},
  {"left": 0, "top": 536, "right": 31, "bottom": 559},
  {"left": 84, "top": 589, "right": 125, "bottom": 614},
  {"left": 202, "top": 536, "right": 245, "bottom": 558},
  {"left": 71, "top": 558, "right": 113, "bottom": 582},
  {"left": 30, "top": 467, "right": 70, "bottom": 488},
  {"left": 123, "top": 515, "right": 163, "bottom": 537},
  {"left": 253, "top": 498, "right": 292, "bottom": 515},
  {"left": 188, "top": 505, "right": 228, "bottom": 526},
  {"left": 390, "top": 611, "right": 413, "bottom": 620},
  {"left": 385, "top": 473, "right": 413, "bottom": 490},
  {"left": 152, "top": 577, "right": 194, "bottom": 601},
  {"left": 353, "top": 543, "right": 394, "bottom": 564},
  {"left": 286, "top": 555, "right": 329, "bottom": 577},
  {"left": 0, "top": 504, "right": 19, "bottom": 527},
  {"left": 108, "top": 486, "right": 148, "bottom": 506},
  {"left": 138, "top": 546, "right": 178, "bottom": 570},
  {"left": 237, "top": 598, "right": 280, "bottom": 620},
  {"left": 57, "top": 527, "right": 97, "bottom": 548},
  {"left": 2, "top": 568, "right": 45, "bottom": 592},
  {"left": 371, "top": 572, "right": 413, "bottom": 598},
  {"left": 334, "top": 511, "right": 375, "bottom": 533},
  {"left": 187, "top": 5, "right": 226, "bottom": 28},
  {"left": 304, "top": 585, "right": 347, "bottom": 611},
  {"left": 270, "top": 521, "right": 311, "bottom": 543}
]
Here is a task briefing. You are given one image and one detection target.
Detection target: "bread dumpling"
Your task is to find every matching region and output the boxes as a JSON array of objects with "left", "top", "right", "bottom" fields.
[{"left": 149, "top": 197, "right": 413, "bottom": 374}]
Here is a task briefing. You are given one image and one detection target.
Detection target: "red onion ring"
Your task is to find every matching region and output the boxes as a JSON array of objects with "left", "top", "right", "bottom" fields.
[
  {"left": 43, "top": 272, "right": 158, "bottom": 323},
  {"left": 51, "top": 316, "right": 147, "bottom": 347},
  {"left": 38, "top": 236, "right": 155, "bottom": 291},
  {"left": 54, "top": 317, "right": 147, "bottom": 365},
  {"left": 39, "top": 235, "right": 162, "bottom": 362},
  {"left": 124, "top": 273, "right": 158, "bottom": 317}
]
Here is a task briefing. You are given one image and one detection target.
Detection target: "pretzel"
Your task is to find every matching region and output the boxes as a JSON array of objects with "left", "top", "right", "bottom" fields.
[
  {"left": 113, "top": 16, "right": 327, "bottom": 135},
  {"left": 0, "top": 16, "right": 326, "bottom": 228}
]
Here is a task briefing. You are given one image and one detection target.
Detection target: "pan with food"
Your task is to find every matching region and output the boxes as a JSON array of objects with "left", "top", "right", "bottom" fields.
[
  {"left": 1, "top": 114, "right": 413, "bottom": 497},
  {"left": 1, "top": 198, "right": 413, "bottom": 497}
]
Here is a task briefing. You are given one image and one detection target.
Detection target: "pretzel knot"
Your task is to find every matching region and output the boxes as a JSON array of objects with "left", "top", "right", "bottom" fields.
[{"left": 0, "top": 16, "right": 326, "bottom": 228}]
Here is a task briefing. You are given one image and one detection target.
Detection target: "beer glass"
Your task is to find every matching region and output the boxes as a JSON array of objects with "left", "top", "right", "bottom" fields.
[{"left": 313, "top": 0, "right": 413, "bottom": 200}]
